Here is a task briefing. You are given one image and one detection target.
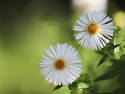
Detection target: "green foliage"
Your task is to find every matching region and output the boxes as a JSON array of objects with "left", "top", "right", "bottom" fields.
[
  {"left": 54, "top": 85, "right": 63, "bottom": 90},
  {"left": 53, "top": 86, "right": 70, "bottom": 94},
  {"left": 67, "top": 74, "right": 97, "bottom": 94},
  {"left": 78, "top": 82, "right": 89, "bottom": 89},
  {"left": 94, "top": 68, "right": 118, "bottom": 81},
  {"left": 97, "top": 55, "right": 108, "bottom": 67}
]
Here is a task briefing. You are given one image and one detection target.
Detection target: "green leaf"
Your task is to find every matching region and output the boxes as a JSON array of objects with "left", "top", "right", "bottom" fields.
[
  {"left": 96, "top": 42, "right": 115, "bottom": 57},
  {"left": 114, "top": 26, "right": 121, "bottom": 32},
  {"left": 96, "top": 88, "right": 120, "bottom": 94},
  {"left": 54, "top": 85, "right": 63, "bottom": 90},
  {"left": 114, "top": 28, "right": 125, "bottom": 56},
  {"left": 78, "top": 82, "right": 89, "bottom": 89},
  {"left": 94, "top": 69, "right": 118, "bottom": 81},
  {"left": 53, "top": 86, "right": 71, "bottom": 94},
  {"left": 114, "top": 44, "right": 121, "bottom": 59},
  {"left": 120, "top": 54, "right": 125, "bottom": 62},
  {"left": 97, "top": 55, "right": 108, "bottom": 67},
  {"left": 114, "top": 44, "right": 120, "bottom": 49},
  {"left": 68, "top": 82, "right": 78, "bottom": 94}
]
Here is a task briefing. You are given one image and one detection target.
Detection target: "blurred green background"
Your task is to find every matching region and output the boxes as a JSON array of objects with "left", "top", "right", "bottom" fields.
[{"left": 0, "top": 0, "right": 125, "bottom": 94}]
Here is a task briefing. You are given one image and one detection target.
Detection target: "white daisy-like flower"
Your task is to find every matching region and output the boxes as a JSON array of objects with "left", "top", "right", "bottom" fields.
[
  {"left": 72, "top": 0, "right": 108, "bottom": 12},
  {"left": 73, "top": 11, "right": 114, "bottom": 50},
  {"left": 40, "top": 43, "right": 82, "bottom": 86}
]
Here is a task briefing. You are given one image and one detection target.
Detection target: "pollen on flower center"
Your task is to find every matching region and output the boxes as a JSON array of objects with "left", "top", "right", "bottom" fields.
[
  {"left": 87, "top": 23, "right": 99, "bottom": 35},
  {"left": 54, "top": 59, "right": 66, "bottom": 70}
]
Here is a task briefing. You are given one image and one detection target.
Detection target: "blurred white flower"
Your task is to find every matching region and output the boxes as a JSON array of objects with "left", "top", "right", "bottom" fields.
[
  {"left": 73, "top": 11, "right": 114, "bottom": 50},
  {"left": 72, "top": 0, "right": 108, "bottom": 12},
  {"left": 40, "top": 43, "right": 82, "bottom": 85}
]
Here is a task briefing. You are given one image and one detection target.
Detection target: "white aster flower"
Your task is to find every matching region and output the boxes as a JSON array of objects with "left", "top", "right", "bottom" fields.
[
  {"left": 72, "top": 0, "right": 108, "bottom": 12},
  {"left": 73, "top": 11, "right": 114, "bottom": 50},
  {"left": 40, "top": 43, "right": 82, "bottom": 85}
]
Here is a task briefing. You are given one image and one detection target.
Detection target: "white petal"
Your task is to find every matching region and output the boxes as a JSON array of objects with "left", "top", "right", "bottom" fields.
[
  {"left": 75, "top": 32, "right": 86, "bottom": 40},
  {"left": 76, "top": 20, "right": 86, "bottom": 26},
  {"left": 45, "top": 49, "right": 55, "bottom": 58},
  {"left": 65, "top": 69, "right": 77, "bottom": 81},
  {"left": 50, "top": 46, "right": 57, "bottom": 57},
  {"left": 99, "top": 16, "right": 112, "bottom": 25},
  {"left": 40, "top": 59, "right": 53, "bottom": 64},
  {"left": 42, "top": 66, "right": 54, "bottom": 75},
  {"left": 66, "top": 67, "right": 80, "bottom": 78},
  {"left": 47, "top": 71, "right": 56, "bottom": 83},
  {"left": 56, "top": 44, "right": 62, "bottom": 57},
  {"left": 80, "top": 15, "right": 89, "bottom": 24},
  {"left": 86, "top": 12, "right": 92, "bottom": 22},
  {"left": 63, "top": 70, "right": 74, "bottom": 84},
  {"left": 96, "top": 12, "right": 107, "bottom": 23},
  {"left": 40, "top": 62, "right": 52, "bottom": 67},
  {"left": 97, "top": 33, "right": 109, "bottom": 43},
  {"left": 95, "top": 35, "right": 104, "bottom": 49},
  {"left": 70, "top": 59, "right": 82, "bottom": 64},
  {"left": 59, "top": 71, "right": 67, "bottom": 85},
  {"left": 73, "top": 25, "right": 85, "bottom": 31}
]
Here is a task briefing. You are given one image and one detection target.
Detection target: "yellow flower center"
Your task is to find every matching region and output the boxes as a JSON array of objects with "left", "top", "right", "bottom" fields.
[
  {"left": 87, "top": 23, "right": 99, "bottom": 35},
  {"left": 54, "top": 59, "right": 66, "bottom": 70}
]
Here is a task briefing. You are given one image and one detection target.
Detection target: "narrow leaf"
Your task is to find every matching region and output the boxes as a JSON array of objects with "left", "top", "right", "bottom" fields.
[
  {"left": 96, "top": 88, "right": 120, "bottom": 94},
  {"left": 54, "top": 85, "right": 63, "bottom": 90},
  {"left": 97, "top": 55, "right": 108, "bottom": 67},
  {"left": 94, "top": 69, "right": 119, "bottom": 81}
]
